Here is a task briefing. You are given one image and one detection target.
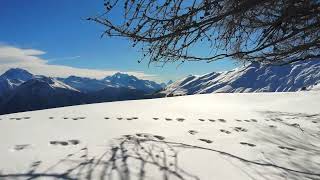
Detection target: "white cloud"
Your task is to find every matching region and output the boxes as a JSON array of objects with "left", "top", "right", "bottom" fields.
[
  {"left": 47, "top": 55, "right": 81, "bottom": 62},
  {"left": 0, "top": 44, "right": 159, "bottom": 81}
]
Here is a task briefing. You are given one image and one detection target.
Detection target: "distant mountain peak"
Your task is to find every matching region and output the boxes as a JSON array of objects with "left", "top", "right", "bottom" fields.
[
  {"left": 111, "top": 72, "right": 136, "bottom": 79},
  {"left": 103, "top": 72, "right": 162, "bottom": 93},
  {"left": 167, "top": 80, "right": 174, "bottom": 85},
  {"left": 0, "top": 68, "right": 34, "bottom": 81}
]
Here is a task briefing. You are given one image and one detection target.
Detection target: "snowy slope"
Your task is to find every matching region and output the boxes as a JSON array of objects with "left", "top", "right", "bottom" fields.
[
  {"left": 0, "top": 92, "right": 319, "bottom": 180},
  {"left": 162, "top": 61, "right": 320, "bottom": 96}
]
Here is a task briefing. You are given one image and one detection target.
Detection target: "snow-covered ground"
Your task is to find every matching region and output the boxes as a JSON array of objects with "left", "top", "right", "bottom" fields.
[{"left": 0, "top": 92, "right": 320, "bottom": 180}]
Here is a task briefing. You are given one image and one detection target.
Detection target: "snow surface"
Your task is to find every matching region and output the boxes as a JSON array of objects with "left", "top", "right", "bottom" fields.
[{"left": 0, "top": 92, "right": 320, "bottom": 180}]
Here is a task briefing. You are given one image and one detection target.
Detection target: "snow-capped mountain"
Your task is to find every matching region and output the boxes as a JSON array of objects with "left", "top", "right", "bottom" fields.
[
  {"left": 0, "top": 68, "right": 35, "bottom": 99},
  {"left": 167, "top": 80, "right": 174, "bottom": 85},
  {"left": 0, "top": 69, "right": 164, "bottom": 115},
  {"left": 162, "top": 60, "right": 320, "bottom": 96},
  {"left": 0, "top": 77, "right": 86, "bottom": 115},
  {"left": 0, "top": 69, "right": 164, "bottom": 95},
  {"left": 104, "top": 72, "right": 163, "bottom": 93},
  {"left": 59, "top": 76, "right": 112, "bottom": 93},
  {"left": 0, "top": 68, "right": 34, "bottom": 82}
]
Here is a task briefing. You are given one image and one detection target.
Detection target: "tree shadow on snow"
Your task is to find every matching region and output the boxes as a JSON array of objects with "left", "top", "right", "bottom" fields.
[
  {"left": 1, "top": 129, "right": 320, "bottom": 179},
  {"left": 250, "top": 111, "right": 320, "bottom": 180}
]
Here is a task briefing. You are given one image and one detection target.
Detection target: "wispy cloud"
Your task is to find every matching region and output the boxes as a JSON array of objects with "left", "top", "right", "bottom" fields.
[
  {"left": 47, "top": 55, "right": 81, "bottom": 62},
  {"left": 0, "top": 44, "right": 159, "bottom": 81}
]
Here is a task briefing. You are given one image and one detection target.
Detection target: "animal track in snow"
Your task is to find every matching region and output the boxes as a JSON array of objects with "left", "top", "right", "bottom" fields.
[
  {"left": 153, "top": 135, "right": 165, "bottom": 140},
  {"left": 278, "top": 146, "right": 296, "bottom": 151},
  {"left": 220, "top": 129, "right": 231, "bottom": 134},
  {"left": 233, "top": 127, "right": 248, "bottom": 132},
  {"left": 13, "top": 144, "right": 31, "bottom": 151},
  {"left": 188, "top": 130, "right": 198, "bottom": 135},
  {"left": 218, "top": 119, "right": 226, "bottom": 123},
  {"left": 49, "top": 139, "right": 80, "bottom": 146},
  {"left": 198, "top": 139, "right": 213, "bottom": 144},
  {"left": 176, "top": 118, "right": 185, "bottom": 122},
  {"left": 198, "top": 119, "right": 205, "bottom": 122},
  {"left": 68, "top": 139, "right": 80, "bottom": 145},
  {"left": 240, "top": 142, "right": 256, "bottom": 147}
]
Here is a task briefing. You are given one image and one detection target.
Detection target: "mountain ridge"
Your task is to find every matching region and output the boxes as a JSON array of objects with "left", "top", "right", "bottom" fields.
[{"left": 161, "top": 60, "right": 320, "bottom": 96}]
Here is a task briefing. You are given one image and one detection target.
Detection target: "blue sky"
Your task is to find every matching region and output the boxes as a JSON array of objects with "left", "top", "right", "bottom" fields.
[{"left": 0, "top": 0, "right": 238, "bottom": 82}]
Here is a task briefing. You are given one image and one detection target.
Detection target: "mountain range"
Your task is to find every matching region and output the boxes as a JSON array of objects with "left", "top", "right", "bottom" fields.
[
  {"left": 0, "top": 69, "right": 166, "bottom": 115},
  {"left": 161, "top": 60, "right": 320, "bottom": 96},
  {"left": 1, "top": 60, "right": 320, "bottom": 115}
]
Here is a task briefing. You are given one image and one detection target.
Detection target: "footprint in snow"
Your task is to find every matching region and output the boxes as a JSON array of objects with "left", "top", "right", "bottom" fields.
[
  {"left": 198, "top": 139, "right": 213, "bottom": 144},
  {"left": 208, "top": 119, "right": 215, "bottom": 122},
  {"left": 269, "top": 125, "right": 277, "bottom": 128},
  {"left": 31, "top": 161, "right": 42, "bottom": 167},
  {"left": 153, "top": 135, "right": 165, "bottom": 140},
  {"left": 312, "top": 121, "right": 318, "bottom": 124},
  {"left": 278, "top": 146, "right": 296, "bottom": 151},
  {"left": 68, "top": 139, "right": 80, "bottom": 145},
  {"left": 250, "top": 119, "right": 258, "bottom": 122},
  {"left": 198, "top": 119, "right": 205, "bottom": 122},
  {"left": 104, "top": 117, "right": 110, "bottom": 119},
  {"left": 49, "top": 140, "right": 80, "bottom": 146},
  {"left": 233, "top": 127, "right": 248, "bottom": 132},
  {"left": 235, "top": 119, "right": 242, "bottom": 122},
  {"left": 188, "top": 130, "right": 198, "bottom": 135},
  {"left": 126, "top": 118, "right": 133, "bottom": 120},
  {"left": 13, "top": 144, "right": 31, "bottom": 151},
  {"left": 220, "top": 129, "right": 231, "bottom": 134},
  {"left": 132, "top": 117, "right": 139, "bottom": 120},
  {"left": 49, "top": 117, "right": 54, "bottom": 119},
  {"left": 240, "top": 142, "right": 256, "bottom": 147},
  {"left": 176, "top": 118, "right": 185, "bottom": 122},
  {"left": 218, "top": 119, "right": 226, "bottom": 123},
  {"left": 117, "top": 117, "right": 123, "bottom": 120},
  {"left": 165, "top": 118, "right": 173, "bottom": 121},
  {"left": 153, "top": 117, "right": 159, "bottom": 120}
]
